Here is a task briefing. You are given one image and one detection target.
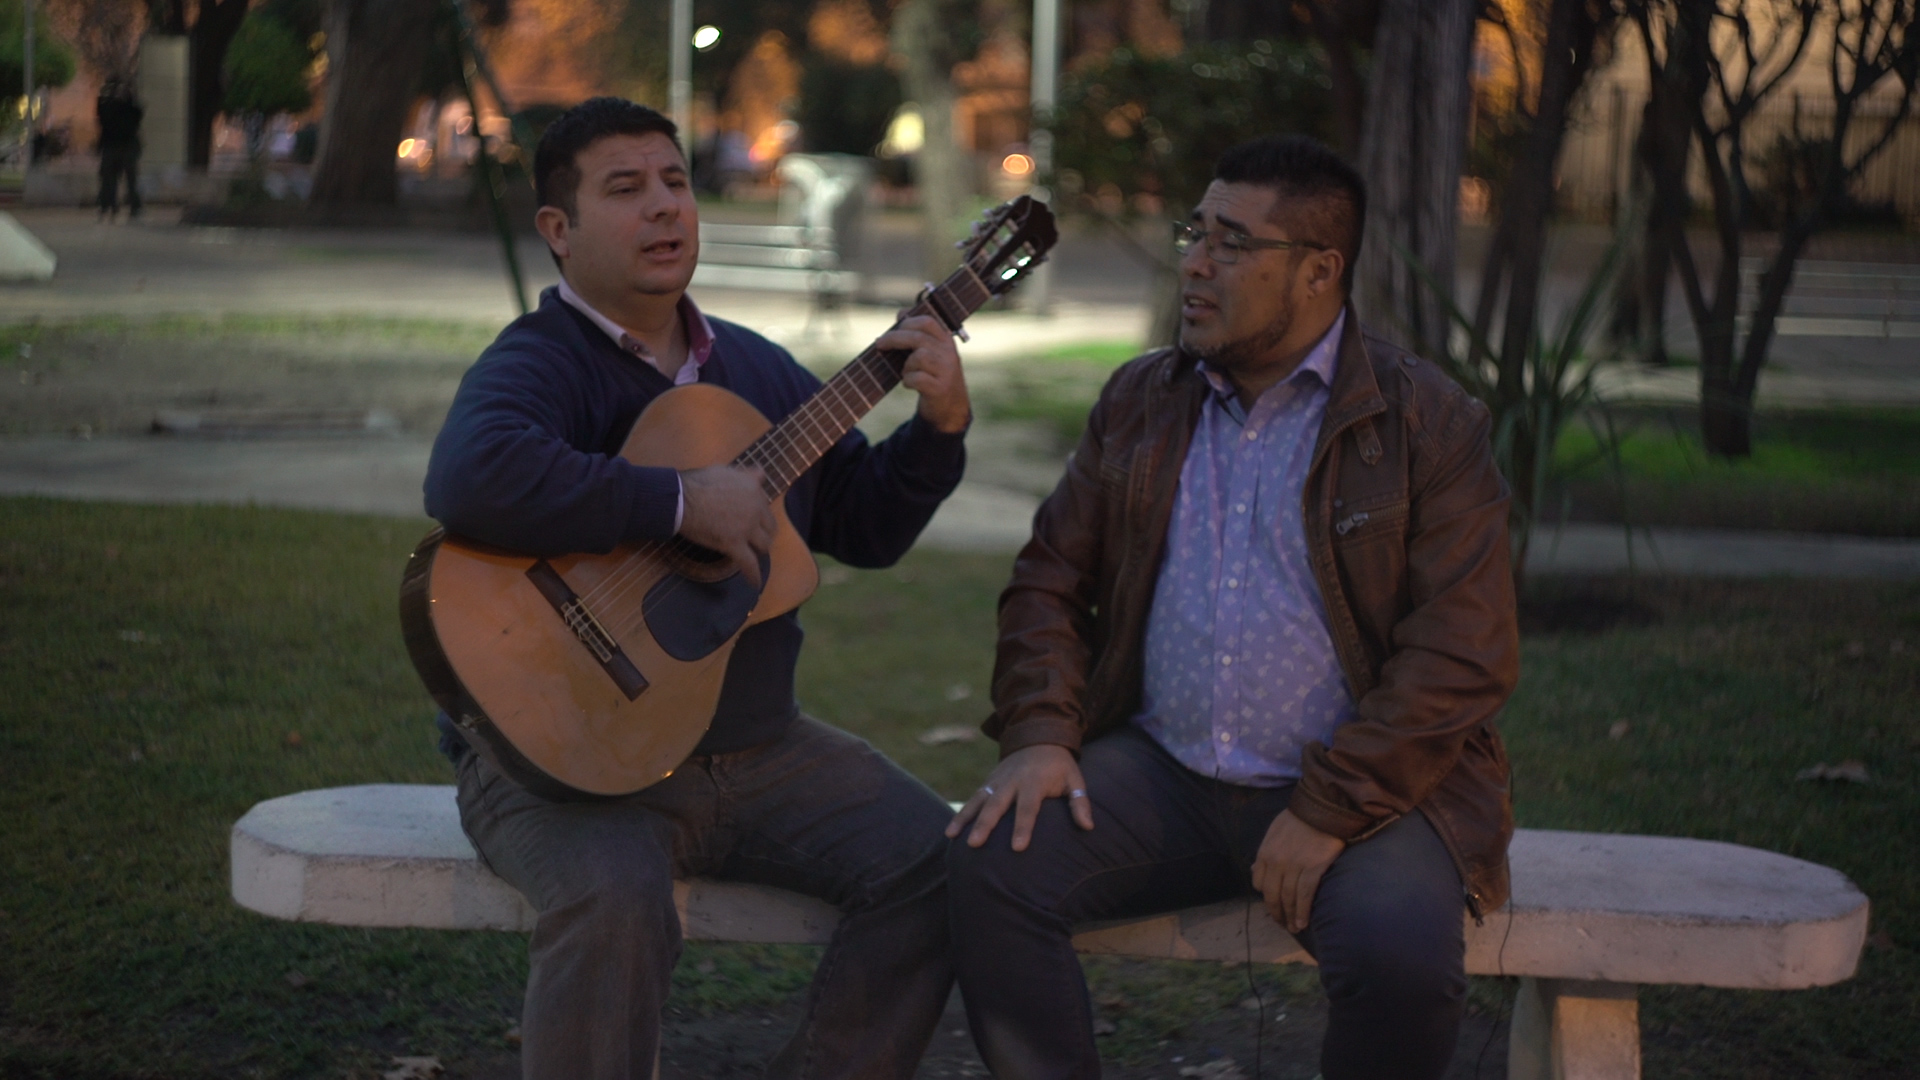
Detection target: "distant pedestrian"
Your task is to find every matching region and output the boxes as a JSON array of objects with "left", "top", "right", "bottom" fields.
[{"left": 96, "top": 80, "right": 145, "bottom": 221}]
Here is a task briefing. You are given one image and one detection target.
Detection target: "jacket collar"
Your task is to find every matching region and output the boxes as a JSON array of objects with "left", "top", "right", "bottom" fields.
[
  {"left": 1157, "top": 302, "right": 1386, "bottom": 444},
  {"left": 1324, "top": 302, "right": 1387, "bottom": 423},
  {"left": 1311, "top": 302, "right": 1388, "bottom": 466}
]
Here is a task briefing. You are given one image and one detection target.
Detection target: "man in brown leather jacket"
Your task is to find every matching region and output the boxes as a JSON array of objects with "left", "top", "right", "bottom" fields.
[{"left": 945, "top": 135, "right": 1519, "bottom": 1080}]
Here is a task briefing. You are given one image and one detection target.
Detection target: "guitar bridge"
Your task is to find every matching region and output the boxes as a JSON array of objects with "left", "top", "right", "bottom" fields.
[
  {"left": 560, "top": 598, "right": 617, "bottom": 663},
  {"left": 525, "top": 560, "right": 650, "bottom": 700}
]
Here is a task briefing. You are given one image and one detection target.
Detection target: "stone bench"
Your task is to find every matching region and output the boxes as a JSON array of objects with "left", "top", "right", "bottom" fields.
[{"left": 232, "top": 785, "right": 1869, "bottom": 1080}]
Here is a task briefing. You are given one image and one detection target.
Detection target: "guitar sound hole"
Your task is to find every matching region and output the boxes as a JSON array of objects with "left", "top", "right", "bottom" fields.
[{"left": 666, "top": 539, "right": 736, "bottom": 582}]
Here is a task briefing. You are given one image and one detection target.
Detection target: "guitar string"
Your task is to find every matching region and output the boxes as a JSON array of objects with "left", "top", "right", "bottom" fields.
[
  {"left": 575, "top": 342, "right": 912, "bottom": 635},
  {"left": 591, "top": 340, "right": 906, "bottom": 622},
  {"left": 571, "top": 261, "right": 997, "bottom": 623},
  {"left": 570, "top": 279, "right": 948, "bottom": 618},
  {"left": 564, "top": 259, "right": 1008, "bottom": 647},
  {"left": 575, "top": 326, "right": 922, "bottom": 636},
  {"left": 500, "top": 254, "right": 1017, "bottom": 700},
  {"left": 578, "top": 259, "right": 1001, "bottom": 626},
  {"left": 572, "top": 339, "right": 904, "bottom": 621},
  {"left": 570, "top": 329, "right": 904, "bottom": 616}
]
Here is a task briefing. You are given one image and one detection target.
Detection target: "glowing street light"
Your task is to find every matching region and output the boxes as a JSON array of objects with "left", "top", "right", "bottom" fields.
[{"left": 693, "top": 25, "right": 721, "bottom": 51}]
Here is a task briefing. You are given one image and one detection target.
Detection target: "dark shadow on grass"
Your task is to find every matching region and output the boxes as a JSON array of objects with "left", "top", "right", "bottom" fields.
[{"left": 1520, "top": 578, "right": 1661, "bottom": 636}]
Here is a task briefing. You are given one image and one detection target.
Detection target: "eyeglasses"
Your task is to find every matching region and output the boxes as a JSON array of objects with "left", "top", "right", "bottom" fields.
[{"left": 1172, "top": 221, "right": 1329, "bottom": 264}]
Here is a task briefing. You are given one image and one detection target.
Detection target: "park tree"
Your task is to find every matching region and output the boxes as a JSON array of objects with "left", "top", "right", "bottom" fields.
[
  {"left": 43, "top": 0, "right": 142, "bottom": 81},
  {"left": 307, "top": 0, "right": 502, "bottom": 207},
  {"left": 798, "top": 0, "right": 897, "bottom": 155},
  {"left": 1433, "top": 0, "right": 1625, "bottom": 580},
  {"left": 1287, "top": 0, "right": 1380, "bottom": 159},
  {"left": 1353, "top": 0, "right": 1481, "bottom": 357},
  {"left": 2, "top": 0, "right": 78, "bottom": 104},
  {"left": 892, "top": 0, "right": 979, "bottom": 280},
  {"left": 1628, "top": 0, "right": 1920, "bottom": 457},
  {"left": 308, "top": 0, "right": 438, "bottom": 205},
  {"left": 1468, "top": 0, "right": 1618, "bottom": 378},
  {"left": 1049, "top": 38, "right": 1334, "bottom": 344},
  {"left": 222, "top": 10, "right": 312, "bottom": 176}
]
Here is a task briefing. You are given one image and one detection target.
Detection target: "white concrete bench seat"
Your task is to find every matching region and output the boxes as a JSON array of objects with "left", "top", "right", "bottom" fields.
[{"left": 232, "top": 785, "right": 1868, "bottom": 1080}]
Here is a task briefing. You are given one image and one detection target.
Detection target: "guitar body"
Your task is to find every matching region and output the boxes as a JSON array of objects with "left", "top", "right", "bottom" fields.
[{"left": 402, "top": 384, "right": 818, "bottom": 800}]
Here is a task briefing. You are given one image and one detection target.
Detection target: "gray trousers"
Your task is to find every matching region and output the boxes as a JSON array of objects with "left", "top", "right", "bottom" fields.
[
  {"left": 455, "top": 715, "right": 955, "bottom": 1080},
  {"left": 948, "top": 724, "right": 1468, "bottom": 1080}
]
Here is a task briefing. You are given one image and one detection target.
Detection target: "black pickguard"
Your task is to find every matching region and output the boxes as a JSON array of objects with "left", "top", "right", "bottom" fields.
[{"left": 643, "top": 552, "right": 772, "bottom": 661}]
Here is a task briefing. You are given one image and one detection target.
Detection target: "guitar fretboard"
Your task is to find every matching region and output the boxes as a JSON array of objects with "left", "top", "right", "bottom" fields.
[{"left": 736, "top": 264, "right": 995, "bottom": 497}]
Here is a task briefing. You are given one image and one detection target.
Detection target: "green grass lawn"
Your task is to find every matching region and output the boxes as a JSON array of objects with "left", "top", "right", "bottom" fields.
[
  {"left": 1550, "top": 406, "right": 1920, "bottom": 536},
  {"left": 1, "top": 498, "right": 1916, "bottom": 1078}
]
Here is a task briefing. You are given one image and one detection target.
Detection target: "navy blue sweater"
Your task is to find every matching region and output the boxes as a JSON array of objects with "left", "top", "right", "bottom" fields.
[{"left": 426, "top": 288, "right": 966, "bottom": 758}]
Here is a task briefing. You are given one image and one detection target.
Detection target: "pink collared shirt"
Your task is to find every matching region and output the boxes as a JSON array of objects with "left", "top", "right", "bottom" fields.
[
  {"left": 557, "top": 278, "right": 717, "bottom": 384},
  {"left": 556, "top": 280, "right": 719, "bottom": 530}
]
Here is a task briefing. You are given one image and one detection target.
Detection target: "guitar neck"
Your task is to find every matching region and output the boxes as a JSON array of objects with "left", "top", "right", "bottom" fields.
[{"left": 734, "top": 263, "right": 995, "bottom": 498}]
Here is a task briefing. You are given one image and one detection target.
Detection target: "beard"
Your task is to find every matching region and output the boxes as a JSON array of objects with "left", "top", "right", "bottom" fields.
[{"left": 1177, "top": 286, "right": 1298, "bottom": 376}]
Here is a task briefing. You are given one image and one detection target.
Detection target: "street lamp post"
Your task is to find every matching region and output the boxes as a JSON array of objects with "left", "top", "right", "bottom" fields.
[
  {"left": 669, "top": 0, "right": 692, "bottom": 151},
  {"left": 22, "top": 0, "right": 35, "bottom": 158},
  {"left": 1026, "top": 0, "right": 1061, "bottom": 313}
]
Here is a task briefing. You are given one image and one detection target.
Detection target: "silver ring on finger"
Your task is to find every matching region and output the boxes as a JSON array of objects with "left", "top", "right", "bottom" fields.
[
  {"left": 980, "top": 785, "right": 995, "bottom": 797},
  {"left": 1068, "top": 788, "right": 1088, "bottom": 800}
]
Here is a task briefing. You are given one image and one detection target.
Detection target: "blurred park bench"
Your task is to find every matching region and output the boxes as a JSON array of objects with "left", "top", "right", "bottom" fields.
[
  {"left": 691, "top": 221, "right": 858, "bottom": 303},
  {"left": 1742, "top": 257, "right": 1920, "bottom": 341},
  {"left": 690, "top": 153, "right": 872, "bottom": 309}
]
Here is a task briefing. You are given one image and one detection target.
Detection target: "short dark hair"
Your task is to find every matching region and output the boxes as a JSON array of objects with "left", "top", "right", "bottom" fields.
[
  {"left": 534, "top": 96, "right": 681, "bottom": 221},
  {"left": 1213, "top": 134, "right": 1366, "bottom": 290}
]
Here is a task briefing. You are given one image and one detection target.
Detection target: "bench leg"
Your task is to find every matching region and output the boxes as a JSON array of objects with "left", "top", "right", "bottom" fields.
[{"left": 1507, "top": 977, "right": 1640, "bottom": 1080}]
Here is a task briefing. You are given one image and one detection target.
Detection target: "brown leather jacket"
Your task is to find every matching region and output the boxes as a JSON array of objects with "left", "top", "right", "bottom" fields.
[{"left": 985, "top": 310, "right": 1520, "bottom": 916}]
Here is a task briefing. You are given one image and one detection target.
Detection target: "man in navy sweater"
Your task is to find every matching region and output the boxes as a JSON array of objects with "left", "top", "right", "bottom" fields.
[{"left": 425, "top": 97, "right": 972, "bottom": 1080}]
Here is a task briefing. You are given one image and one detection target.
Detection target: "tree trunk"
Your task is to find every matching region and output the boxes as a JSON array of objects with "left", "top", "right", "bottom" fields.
[
  {"left": 1707, "top": 215, "right": 1812, "bottom": 459},
  {"left": 1468, "top": 0, "right": 1605, "bottom": 585},
  {"left": 309, "top": 0, "right": 438, "bottom": 207},
  {"left": 187, "top": 0, "right": 247, "bottom": 168},
  {"left": 152, "top": 1, "right": 188, "bottom": 35},
  {"left": 1639, "top": 90, "right": 1694, "bottom": 367},
  {"left": 1353, "top": 0, "right": 1478, "bottom": 356},
  {"left": 1296, "top": 0, "right": 1376, "bottom": 160},
  {"left": 892, "top": 0, "right": 972, "bottom": 283},
  {"left": 1493, "top": 0, "right": 1598, "bottom": 385},
  {"left": 1608, "top": 102, "right": 1671, "bottom": 363},
  {"left": 1698, "top": 366, "right": 1750, "bottom": 458}
]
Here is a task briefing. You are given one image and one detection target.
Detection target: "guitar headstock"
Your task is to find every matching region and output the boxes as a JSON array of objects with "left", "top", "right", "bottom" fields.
[{"left": 958, "top": 196, "right": 1060, "bottom": 297}]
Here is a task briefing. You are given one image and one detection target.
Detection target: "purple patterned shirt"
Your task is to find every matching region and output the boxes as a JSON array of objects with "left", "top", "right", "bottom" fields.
[{"left": 1133, "top": 311, "right": 1355, "bottom": 786}]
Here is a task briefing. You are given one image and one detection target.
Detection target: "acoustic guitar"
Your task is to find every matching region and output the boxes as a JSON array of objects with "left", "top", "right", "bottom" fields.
[{"left": 400, "top": 196, "right": 1057, "bottom": 800}]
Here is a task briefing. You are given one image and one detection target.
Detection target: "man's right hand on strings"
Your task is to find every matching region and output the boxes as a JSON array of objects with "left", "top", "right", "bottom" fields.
[{"left": 679, "top": 463, "right": 774, "bottom": 588}]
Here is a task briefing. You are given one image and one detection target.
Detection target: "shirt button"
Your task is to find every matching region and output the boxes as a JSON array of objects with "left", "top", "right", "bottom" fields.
[
  {"left": 1244, "top": 429, "right": 1258, "bottom": 441},
  {"left": 1333, "top": 498, "right": 1345, "bottom": 508},
  {"left": 1226, "top": 578, "right": 1239, "bottom": 588},
  {"left": 1235, "top": 503, "right": 1247, "bottom": 513},
  {"left": 1220, "top": 732, "right": 1232, "bottom": 742},
  {"left": 1220, "top": 655, "right": 1233, "bottom": 665}
]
